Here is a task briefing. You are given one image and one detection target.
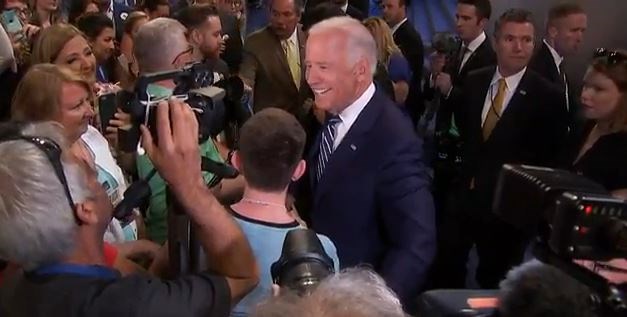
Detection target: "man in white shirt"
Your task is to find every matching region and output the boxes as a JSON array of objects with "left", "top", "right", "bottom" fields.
[
  {"left": 304, "top": 16, "right": 435, "bottom": 312},
  {"left": 433, "top": 9, "right": 569, "bottom": 289},
  {"left": 529, "top": 2, "right": 587, "bottom": 129}
]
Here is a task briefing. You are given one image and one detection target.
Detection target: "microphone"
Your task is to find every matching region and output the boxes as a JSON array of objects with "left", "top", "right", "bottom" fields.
[{"left": 201, "top": 157, "right": 239, "bottom": 179}]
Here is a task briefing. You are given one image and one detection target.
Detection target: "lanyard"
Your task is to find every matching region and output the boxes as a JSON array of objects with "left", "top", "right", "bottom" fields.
[{"left": 31, "top": 263, "right": 119, "bottom": 280}]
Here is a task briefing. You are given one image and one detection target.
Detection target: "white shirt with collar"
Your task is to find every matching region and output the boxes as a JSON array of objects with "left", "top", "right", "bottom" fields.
[
  {"left": 333, "top": 82, "right": 376, "bottom": 150},
  {"left": 281, "top": 28, "right": 300, "bottom": 58},
  {"left": 543, "top": 39, "right": 570, "bottom": 111},
  {"left": 459, "top": 31, "right": 487, "bottom": 72},
  {"left": 543, "top": 39, "right": 563, "bottom": 74},
  {"left": 341, "top": 2, "right": 348, "bottom": 13},
  {"left": 391, "top": 17, "right": 408, "bottom": 35},
  {"left": 481, "top": 67, "right": 527, "bottom": 125}
]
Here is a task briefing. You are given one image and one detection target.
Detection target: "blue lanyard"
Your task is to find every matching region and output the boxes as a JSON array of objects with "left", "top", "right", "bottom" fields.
[{"left": 31, "top": 263, "right": 119, "bottom": 280}]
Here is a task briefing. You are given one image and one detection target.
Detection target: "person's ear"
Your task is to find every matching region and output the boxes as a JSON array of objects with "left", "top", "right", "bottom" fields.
[
  {"left": 478, "top": 17, "right": 488, "bottom": 30},
  {"left": 231, "top": 150, "right": 242, "bottom": 172},
  {"left": 190, "top": 28, "right": 203, "bottom": 47},
  {"left": 547, "top": 24, "right": 558, "bottom": 40},
  {"left": 353, "top": 57, "right": 369, "bottom": 80},
  {"left": 291, "top": 159, "right": 306, "bottom": 182},
  {"left": 75, "top": 200, "right": 99, "bottom": 225}
]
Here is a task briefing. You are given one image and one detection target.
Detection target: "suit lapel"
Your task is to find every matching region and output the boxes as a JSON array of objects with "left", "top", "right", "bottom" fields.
[
  {"left": 312, "top": 91, "right": 383, "bottom": 203},
  {"left": 268, "top": 29, "right": 299, "bottom": 92},
  {"left": 541, "top": 42, "right": 561, "bottom": 84},
  {"left": 459, "top": 39, "right": 490, "bottom": 75}
]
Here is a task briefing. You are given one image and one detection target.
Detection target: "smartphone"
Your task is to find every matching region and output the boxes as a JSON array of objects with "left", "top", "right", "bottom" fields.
[
  {"left": 0, "top": 10, "right": 23, "bottom": 35},
  {"left": 98, "top": 92, "right": 117, "bottom": 133}
]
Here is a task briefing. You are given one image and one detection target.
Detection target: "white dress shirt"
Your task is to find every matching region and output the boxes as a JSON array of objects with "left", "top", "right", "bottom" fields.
[
  {"left": 333, "top": 83, "right": 376, "bottom": 150},
  {"left": 543, "top": 39, "right": 563, "bottom": 75},
  {"left": 341, "top": 2, "right": 348, "bottom": 13},
  {"left": 459, "top": 31, "right": 487, "bottom": 72},
  {"left": 281, "top": 27, "right": 300, "bottom": 57},
  {"left": 481, "top": 67, "right": 527, "bottom": 125},
  {"left": 391, "top": 18, "right": 408, "bottom": 35}
]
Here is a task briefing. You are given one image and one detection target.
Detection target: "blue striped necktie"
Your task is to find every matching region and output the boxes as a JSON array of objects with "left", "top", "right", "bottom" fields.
[{"left": 316, "top": 115, "right": 342, "bottom": 182}]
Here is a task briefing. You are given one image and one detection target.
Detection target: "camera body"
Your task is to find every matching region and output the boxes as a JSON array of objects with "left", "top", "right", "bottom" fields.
[{"left": 118, "top": 62, "right": 247, "bottom": 151}]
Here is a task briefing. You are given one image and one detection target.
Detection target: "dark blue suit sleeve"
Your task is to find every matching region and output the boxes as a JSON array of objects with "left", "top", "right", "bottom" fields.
[{"left": 375, "top": 130, "right": 436, "bottom": 306}]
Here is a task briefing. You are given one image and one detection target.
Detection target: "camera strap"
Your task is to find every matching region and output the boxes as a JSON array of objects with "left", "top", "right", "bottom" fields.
[{"left": 30, "top": 263, "right": 119, "bottom": 280}]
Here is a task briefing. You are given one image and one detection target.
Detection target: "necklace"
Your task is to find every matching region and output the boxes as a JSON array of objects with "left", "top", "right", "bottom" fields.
[{"left": 240, "top": 198, "right": 286, "bottom": 209}]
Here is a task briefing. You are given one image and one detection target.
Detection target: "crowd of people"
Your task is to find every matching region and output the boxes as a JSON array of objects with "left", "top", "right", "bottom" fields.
[{"left": 0, "top": 0, "right": 625, "bottom": 316}]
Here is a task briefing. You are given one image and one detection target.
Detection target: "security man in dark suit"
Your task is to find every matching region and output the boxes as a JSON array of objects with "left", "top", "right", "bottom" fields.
[
  {"left": 426, "top": 0, "right": 495, "bottom": 227},
  {"left": 529, "top": 2, "right": 587, "bottom": 133},
  {"left": 381, "top": 0, "right": 424, "bottom": 125},
  {"left": 435, "top": 9, "right": 569, "bottom": 289}
]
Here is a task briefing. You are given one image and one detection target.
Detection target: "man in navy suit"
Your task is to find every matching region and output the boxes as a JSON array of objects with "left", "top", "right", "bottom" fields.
[{"left": 304, "top": 16, "right": 436, "bottom": 310}]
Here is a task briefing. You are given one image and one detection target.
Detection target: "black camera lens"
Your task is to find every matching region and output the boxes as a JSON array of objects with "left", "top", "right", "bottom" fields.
[{"left": 271, "top": 229, "right": 335, "bottom": 295}]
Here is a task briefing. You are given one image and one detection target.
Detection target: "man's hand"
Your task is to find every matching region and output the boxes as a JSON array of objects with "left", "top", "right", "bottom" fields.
[
  {"left": 430, "top": 52, "right": 446, "bottom": 74},
  {"left": 105, "top": 110, "right": 131, "bottom": 148},
  {"left": 140, "top": 98, "right": 204, "bottom": 196},
  {"left": 434, "top": 72, "right": 453, "bottom": 95}
]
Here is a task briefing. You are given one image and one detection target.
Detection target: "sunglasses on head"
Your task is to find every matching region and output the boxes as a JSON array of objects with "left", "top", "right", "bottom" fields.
[
  {"left": 593, "top": 48, "right": 626, "bottom": 65},
  {"left": 0, "top": 135, "right": 83, "bottom": 226}
]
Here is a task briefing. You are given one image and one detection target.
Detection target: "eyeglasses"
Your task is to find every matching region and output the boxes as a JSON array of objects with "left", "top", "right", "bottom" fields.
[
  {"left": 0, "top": 136, "right": 83, "bottom": 225},
  {"left": 593, "top": 48, "right": 626, "bottom": 65},
  {"left": 171, "top": 46, "right": 194, "bottom": 66}
]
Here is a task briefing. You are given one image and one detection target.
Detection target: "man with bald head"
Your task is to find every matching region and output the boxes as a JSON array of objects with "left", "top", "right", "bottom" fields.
[
  {"left": 304, "top": 16, "right": 435, "bottom": 311},
  {"left": 239, "top": 0, "right": 312, "bottom": 121}
]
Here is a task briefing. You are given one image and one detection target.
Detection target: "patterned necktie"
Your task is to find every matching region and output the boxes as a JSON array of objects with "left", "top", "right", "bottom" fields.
[
  {"left": 283, "top": 38, "right": 301, "bottom": 89},
  {"left": 316, "top": 115, "right": 342, "bottom": 182},
  {"left": 482, "top": 78, "right": 507, "bottom": 140}
]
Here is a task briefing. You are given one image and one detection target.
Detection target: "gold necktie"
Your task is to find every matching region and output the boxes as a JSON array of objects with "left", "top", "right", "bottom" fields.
[
  {"left": 283, "top": 39, "right": 301, "bottom": 89},
  {"left": 482, "top": 78, "right": 507, "bottom": 140}
]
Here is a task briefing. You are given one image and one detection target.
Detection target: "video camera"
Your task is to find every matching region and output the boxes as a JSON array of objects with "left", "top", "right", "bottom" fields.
[
  {"left": 418, "top": 165, "right": 627, "bottom": 317},
  {"left": 117, "top": 62, "right": 249, "bottom": 152},
  {"left": 431, "top": 32, "right": 461, "bottom": 58},
  {"left": 113, "top": 63, "right": 248, "bottom": 221}
]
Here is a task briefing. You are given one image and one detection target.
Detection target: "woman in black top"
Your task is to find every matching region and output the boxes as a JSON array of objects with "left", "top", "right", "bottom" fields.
[
  {"left": 572, "top": 49, "right": 627, "bottom": 197},
  {"left": 573, "top": 48, "right": 627, "bottom": 284}
]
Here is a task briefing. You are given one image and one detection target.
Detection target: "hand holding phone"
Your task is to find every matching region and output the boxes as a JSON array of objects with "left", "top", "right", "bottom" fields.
[{"left": 1, "top": 10, "right": 24, "bottom": 36}]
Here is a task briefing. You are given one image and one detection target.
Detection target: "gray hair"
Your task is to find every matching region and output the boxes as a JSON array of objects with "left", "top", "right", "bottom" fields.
[
  {"left": 133, "top": 17, "right": 188, "bottom": 74},
  {"left": 308, "top": 16, "right": 378, "bottom": 75},
  {"left": 254, "top": 268, "right": 407, "bottom": 317},
  {"left": 0, "top": 122, "right": 91, "bottom": 269}
]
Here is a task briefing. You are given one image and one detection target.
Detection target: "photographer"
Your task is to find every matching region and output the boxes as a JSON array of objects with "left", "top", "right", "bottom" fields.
[
  {"left": 0, "top": 100, "right": 258, "bottom": 316},
  {"left": 228, "top": 108, "right": 339, "bottom": 316},
  {"left": 133, "top": 17, "right": 243, "bottom": 244}
]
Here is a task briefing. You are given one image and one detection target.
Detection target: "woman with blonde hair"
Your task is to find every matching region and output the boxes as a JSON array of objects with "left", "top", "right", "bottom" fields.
[
  {"left": 363, "top": 17, "right": 412, "bottom": 105},
  {"left": 32, "top": 23, "right": 130, "bottom": 149},
  {"left": 11, "top": 63, "right": 160, "bottom": 261},
  {"left": 29, "top": 0, "right": 60, "bottom": 28}
]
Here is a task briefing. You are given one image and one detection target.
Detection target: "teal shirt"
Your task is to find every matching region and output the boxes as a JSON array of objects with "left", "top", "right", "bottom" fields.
[
  {"left": 137, "top": 138, "right": 223, "bottom": 244},
  {"left": 138, "top": 83, "right": 225, "bottom": 244}
]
